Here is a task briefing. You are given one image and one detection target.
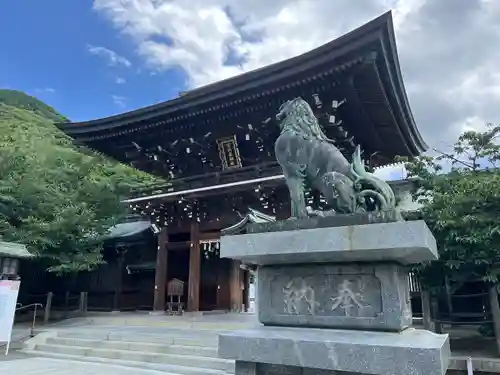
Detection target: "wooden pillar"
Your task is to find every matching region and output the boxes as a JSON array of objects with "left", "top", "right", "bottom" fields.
[
  {"left": 431, "top": 298, "right": 443, "bottom": 334},
  {"left": 217, "top": 262, "right": 230, "bottom": 310},
  {"left": 188, "top": 222, "right": 201, "bottom": 312},
  {"left": 153, "top": 228, "right": 168, "bottom": 312},
  {"left": 44, "top": 292, "right": 53, "bottom": 324},
  {"left": 421, "top": 289, "right": 433, "bottom": 331},
  {"left": 229, "top": 260, "right": 243, "bottom": 312},
  {"left": 244, "top": 270, "right": 251, "bottom": 312},
  {"left": 113, "top": 246, "right": 127, "bottom": 311},
  {"left": 80, "top": 292, "right": 88, "bottom": 315},
  {"left": 444, "top": 275, "right": 454, "bottom": 318}
]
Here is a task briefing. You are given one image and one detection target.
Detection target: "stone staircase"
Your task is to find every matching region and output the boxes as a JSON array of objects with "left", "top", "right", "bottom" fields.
[{"left": 22, "top": 327, "right": 235, "bottom": 375}]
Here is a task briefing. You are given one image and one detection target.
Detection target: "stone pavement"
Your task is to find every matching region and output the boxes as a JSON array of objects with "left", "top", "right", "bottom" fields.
[
  {"left": 52, "top": 311, "right": 259, "bottom": 328},
  {"left": 5, "top": 312, "right": 500, "bottom": 374},
  {"left": 0, "top": 349, "right": 30, "bottom": 361},
  {"left": 2, "top": 312, "right": 255, "bottom": 375},
  {"left": 0, "top": 357, "right": 175, "bottom": 374}
]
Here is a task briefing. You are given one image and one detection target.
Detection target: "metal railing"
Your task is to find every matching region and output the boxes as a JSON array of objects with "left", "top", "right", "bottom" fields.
[
  {"left": 15, "top": 303, "right": 44, "bottom": 337},
  {"left": 0, "top": 302, "right": 44, "bottom": 352}
]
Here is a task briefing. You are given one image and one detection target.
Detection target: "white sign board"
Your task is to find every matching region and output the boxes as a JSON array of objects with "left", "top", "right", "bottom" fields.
[
  {"left": 0, "top": 280, "right": 20, "bottom": 354},
  {"left": 248, "top": 282, "right": 255, "bottom": 313}
]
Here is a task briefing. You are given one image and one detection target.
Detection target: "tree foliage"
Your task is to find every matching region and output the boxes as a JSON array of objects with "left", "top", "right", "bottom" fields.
[
  {"left": 397, "top": 124, "right": 500, "bottom": 291},
  {"left": 0, "top": 91, "right": 158, "bottom": 273},
  {"left": 0, "top": 89, "right": 68, "bottom": 122}
]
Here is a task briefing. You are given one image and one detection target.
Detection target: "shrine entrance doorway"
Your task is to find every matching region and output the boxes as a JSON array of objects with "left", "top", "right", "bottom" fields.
[{"left": 167, "top": 247, "right": 190, "bottom": 310}]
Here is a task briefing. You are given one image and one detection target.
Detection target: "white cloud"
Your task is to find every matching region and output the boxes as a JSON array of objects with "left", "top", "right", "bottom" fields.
[
  {"left": 92, "top": 0, "right": 500, "bottom": 153},
  {"left": 87, "top": 44, "right": 132, "bottom": 67},
  {"left": 115, "top": 76, "right": 126, "bottom": 84},
  {"left": 374, "top": 163, "right": 408, "bottom": 181},
  {"left": 34, "top": 87, "right": 55, "bottom": 94},
  {"left": 111, "top": 94, "right": 127, "bottom": 108}
]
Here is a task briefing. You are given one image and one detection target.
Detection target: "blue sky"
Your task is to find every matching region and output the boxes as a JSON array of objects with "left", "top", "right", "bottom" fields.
[
  {"left": 0, "top": 0, "right": 416, "bottom": 181},
  {"left": 1, "top": 0, "right": 498, "bottom": 160},
  {"left": 0, "top": 0, "right": 186, "bottom": 121}
]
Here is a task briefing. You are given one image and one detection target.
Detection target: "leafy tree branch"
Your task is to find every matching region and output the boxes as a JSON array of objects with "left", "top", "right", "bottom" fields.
[{"left": 397, "top": 124, "right": 500, "bottom": 292}]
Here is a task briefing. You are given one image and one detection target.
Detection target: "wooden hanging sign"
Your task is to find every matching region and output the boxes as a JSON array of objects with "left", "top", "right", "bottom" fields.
[{"left": 217, "top": 135, "right": 242, "bottom": 169}]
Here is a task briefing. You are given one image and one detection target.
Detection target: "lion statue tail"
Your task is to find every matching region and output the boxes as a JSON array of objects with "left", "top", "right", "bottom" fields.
[{"left": 349, "top": 146, "right": 396, "bottom": 210}]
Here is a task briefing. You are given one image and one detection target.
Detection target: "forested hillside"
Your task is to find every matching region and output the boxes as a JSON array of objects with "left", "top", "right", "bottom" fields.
[
  {"left": 0, "top": 89, "right": 68, "bottom": 122},
  {"left": 0, "top": 89, "right": 158, "bottom": 273}
]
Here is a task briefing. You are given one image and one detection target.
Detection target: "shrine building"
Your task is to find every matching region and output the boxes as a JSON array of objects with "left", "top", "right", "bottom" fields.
[{"left": 57, "top": 12, "right": 427, "bottom": 314}]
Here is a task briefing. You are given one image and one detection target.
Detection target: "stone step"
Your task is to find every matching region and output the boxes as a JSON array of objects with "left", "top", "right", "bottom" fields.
[
  {"left": 56, "top": 329, "right": 218, "bottom": 347},
  {"left": 56, "top": 326, "right": 221, "bottom": 338},
  {"left": 22, "top": 350, "right": 232, "bottom": 375},
  {"left": 46, "top": 337, "right": 218, "bottom": 357},
  {"left": 33, "top": 343, "right": 234, "bottom": 372}
]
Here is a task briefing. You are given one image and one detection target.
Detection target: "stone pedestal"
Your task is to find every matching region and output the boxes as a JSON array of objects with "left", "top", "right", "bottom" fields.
[
  {"left": 218, "top": 214, "right": 450, "bottom": 375},
  {"left": 219, "top": 327, "right": 450, "bottom": 375},
  {"left": 258, "top": 262, "right": 412, "bottom": 331}
]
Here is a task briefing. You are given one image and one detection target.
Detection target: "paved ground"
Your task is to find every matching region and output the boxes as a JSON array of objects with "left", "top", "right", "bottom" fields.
[
  {"left": 0, "top": 312, "right": 255, "bottom": 373},
  {"left": 39, "top": 312, "right": 498, "bottom": 355},
  {"left": 0, "top": 357, "right": 172, "bottom": 374},
  {"left": 1, "top": 312, "right": 498, "bottom": 374},
  {"left": 0, "top": 350, "right": 30, "bottom": 362},
  {"left": 57, "top": 311, "right": 258, "bottom": 325},
  {"left": 41, "top": 311, "right": 260, "bottom": 333}
]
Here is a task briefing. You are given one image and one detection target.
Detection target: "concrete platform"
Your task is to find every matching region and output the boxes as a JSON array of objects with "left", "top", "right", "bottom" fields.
[
  {"left": 221, "top": 220, "right": 438, "bottom": 265},
  {"left": 44, "top": 311, "right": 258, "bottom": 330},
  {"left": 0, "top": 357, "right": 179, "bottom": 374},
  {"left": 22, "top": 326, "right": 234, "bottom": 375},
  {"left": 12, "top": 312, "right": 500, "bottom": 374},
  {"left": 219, "top": 326, "right": 450, "bottom": 375}
]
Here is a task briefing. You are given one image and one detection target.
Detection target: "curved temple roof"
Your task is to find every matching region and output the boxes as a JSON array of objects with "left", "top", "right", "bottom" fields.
[{"left": 58, "top": 11, "right": 427, "bottom": 170}]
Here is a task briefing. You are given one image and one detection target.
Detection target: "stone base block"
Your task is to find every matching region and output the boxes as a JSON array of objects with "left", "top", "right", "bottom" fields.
[
  {"left": 235, "top": 361, "right": 369, "bottom": 375},
  {"left": 247, "top": 209, "right": 403, "bottom": 234},
  {"left": 220, "top": 220, "right": 437, "bottom": 266},
  {"left": 258, "top": 262, "right": 411, "bottom": 331},
  {"left": 219, "top": 326, "right": 450, "bottom": 375}
]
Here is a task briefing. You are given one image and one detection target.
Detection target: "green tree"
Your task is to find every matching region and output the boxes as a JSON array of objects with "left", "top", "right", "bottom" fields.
[
  {"left": 0, "top": 89, "right": 68, "bottom": 122},
  {"left": 0, "top": 91, "right": 158, "bottom": 273},
  {"left": 397, "top": 124, "right": 500, "bottom": 291}
]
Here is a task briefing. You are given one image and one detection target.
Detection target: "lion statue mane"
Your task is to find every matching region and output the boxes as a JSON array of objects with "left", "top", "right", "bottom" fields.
[{"left": 274, "top": 97, "right": 395, "bottom": 218}]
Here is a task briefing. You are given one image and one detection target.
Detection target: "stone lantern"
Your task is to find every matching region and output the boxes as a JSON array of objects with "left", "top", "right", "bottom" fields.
[{"left": 0, "top": 238, "right": 33, "bottom": 280}]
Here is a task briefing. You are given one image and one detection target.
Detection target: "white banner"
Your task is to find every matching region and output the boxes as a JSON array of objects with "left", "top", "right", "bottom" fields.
[
  {"left": 0, "top": 280, "right": 20, "bottom": 344},
  {"left": 248, "top": 282, "right": 255, "bottom": 313}
]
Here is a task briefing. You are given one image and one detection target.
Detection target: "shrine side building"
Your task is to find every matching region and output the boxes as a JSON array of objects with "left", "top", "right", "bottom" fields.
[{"left": 57, "top": 12, "right": 427, "bottom": 313}]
